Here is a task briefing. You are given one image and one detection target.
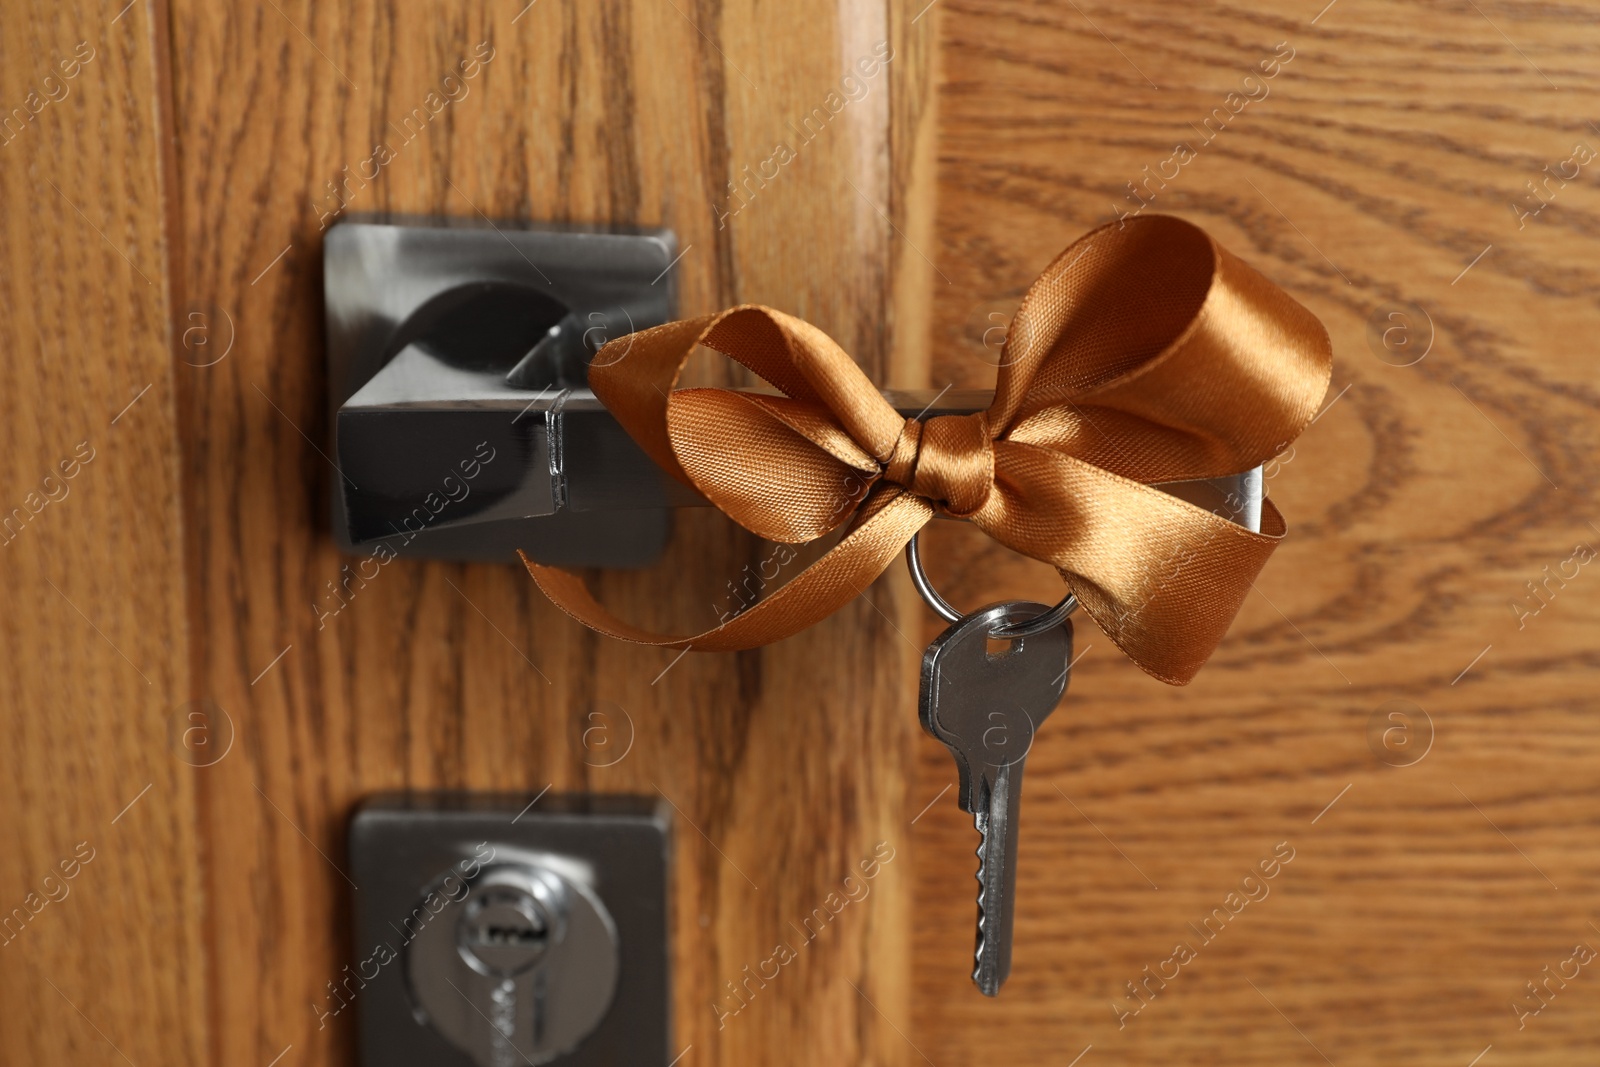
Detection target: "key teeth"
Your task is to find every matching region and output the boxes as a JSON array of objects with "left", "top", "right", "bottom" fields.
[{"left": 973, "top": 814, "right": 991, "bottom": 982}]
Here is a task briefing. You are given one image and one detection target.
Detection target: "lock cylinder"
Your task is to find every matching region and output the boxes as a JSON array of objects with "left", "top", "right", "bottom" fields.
[
  {"left": 457, "top": 874, "right": 561, "bottom": 977},
  {"left": 405, "top": 861, "right": 620, "bottom": 1066}
]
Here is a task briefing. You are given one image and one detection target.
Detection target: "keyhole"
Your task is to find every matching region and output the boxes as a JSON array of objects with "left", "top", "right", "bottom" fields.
[{"left": 457, "top": 886, "right": 552, "bottom": 977}]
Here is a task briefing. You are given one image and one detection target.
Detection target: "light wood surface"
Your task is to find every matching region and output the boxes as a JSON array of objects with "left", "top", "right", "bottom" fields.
[{"left": 914, "top": 2, "right": 1600, "bottom": 1064}]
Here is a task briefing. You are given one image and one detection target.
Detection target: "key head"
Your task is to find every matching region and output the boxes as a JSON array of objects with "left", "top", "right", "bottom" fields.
[{"left": 920, "top": 600, "right": 1072, "bottom": 814}]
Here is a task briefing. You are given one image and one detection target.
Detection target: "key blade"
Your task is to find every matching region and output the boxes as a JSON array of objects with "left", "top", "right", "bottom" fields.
[{"left": 974, "top": 760, "right": 1024, "bottom": 995}]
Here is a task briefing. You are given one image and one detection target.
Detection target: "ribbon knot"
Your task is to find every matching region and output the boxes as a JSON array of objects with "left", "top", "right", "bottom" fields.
[
  {"left": 884, "top": 413, "right": 993, "bottom": 517},
  {"left": 521, "top": 215, "right": 1332, "bottom": 685}
]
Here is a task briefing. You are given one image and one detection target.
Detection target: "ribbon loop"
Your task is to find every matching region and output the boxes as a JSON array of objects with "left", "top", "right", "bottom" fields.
[{"left": 522, "top": 214, "right": 1332, "bottom": 685}]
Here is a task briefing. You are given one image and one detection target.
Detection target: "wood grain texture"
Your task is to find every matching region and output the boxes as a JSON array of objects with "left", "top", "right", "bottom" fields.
[
  {"left": 914, "top": 1, "right": 1600, "bottom": 1064},
  {"left": 0, "top": 1, "right": 208, "bottom": 1065},
  {"left": 157, "top": 1, "right": 934, "bottom": 1064}
]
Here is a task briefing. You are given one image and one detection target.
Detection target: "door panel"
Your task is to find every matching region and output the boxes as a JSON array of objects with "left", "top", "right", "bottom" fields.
[{"left": 156, "top": 1, "right": 931, "bottom": 1065}]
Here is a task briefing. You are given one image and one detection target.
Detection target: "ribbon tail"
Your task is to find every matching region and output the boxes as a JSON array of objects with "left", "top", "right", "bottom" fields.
[{"left": 522, "top": 489, "right": 934, "bottom": 652}]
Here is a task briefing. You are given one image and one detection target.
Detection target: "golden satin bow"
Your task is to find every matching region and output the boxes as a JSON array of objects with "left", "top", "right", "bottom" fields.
[{"left": 521, "top": 214, "right": 1332, "bottom": 685}]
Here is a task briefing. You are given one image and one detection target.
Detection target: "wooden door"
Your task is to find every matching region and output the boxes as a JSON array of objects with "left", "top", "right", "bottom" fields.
[
  {"left": 2, "top": 1, "right": 934, "bottom": 1064},
  {"left": 6, "top": 0, "right": 1598, "bottom": 1065}
]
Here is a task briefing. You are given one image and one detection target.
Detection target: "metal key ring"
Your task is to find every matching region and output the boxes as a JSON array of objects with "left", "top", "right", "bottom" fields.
[{"left": 905, "top": 531, "right": 1077, "bottom": 638}]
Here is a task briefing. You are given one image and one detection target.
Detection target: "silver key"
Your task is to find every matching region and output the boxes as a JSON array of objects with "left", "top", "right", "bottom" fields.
[{"left": 920, "top": 600, "right": 1072, "bottom": 996}]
